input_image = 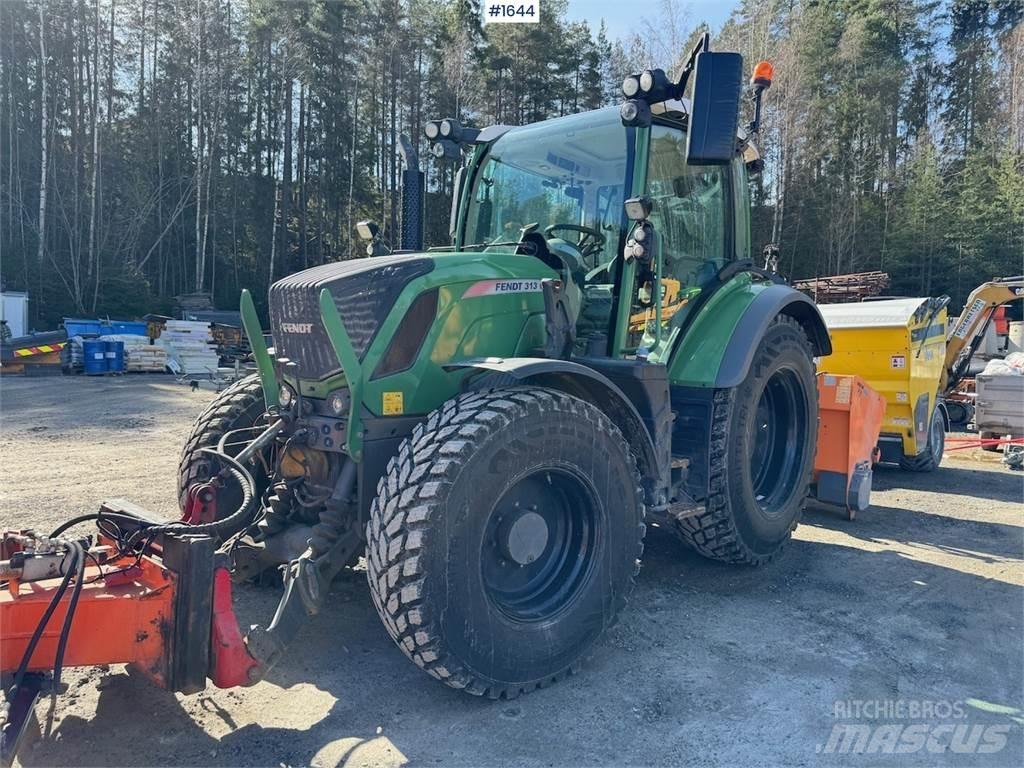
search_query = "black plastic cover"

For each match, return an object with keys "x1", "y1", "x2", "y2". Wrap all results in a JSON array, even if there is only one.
[
  {"x1": 372, "y1": 288, "x2": 439, "y2": 379},
  {"x1": 269, "y1": 255, "x2": 434, "y2": 381}
]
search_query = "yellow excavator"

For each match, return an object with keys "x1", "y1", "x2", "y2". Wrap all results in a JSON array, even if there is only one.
[{"x1": 943, "y1": 276, "x2": 1024, "y2": 393}]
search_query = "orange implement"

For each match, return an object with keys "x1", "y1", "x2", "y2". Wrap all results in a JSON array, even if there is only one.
[
  {"x1": 1, "y1": 549, "x2": 175, "y2": 685},
  {"x1": 812, "y1": 373, "x2": 887, "y2": 519},
  {"x1": 1, "y1": 524, "x2": 223, "y2": 696}
]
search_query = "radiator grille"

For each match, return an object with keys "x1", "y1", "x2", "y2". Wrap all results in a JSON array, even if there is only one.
[{"x1": 268, "y1": 256, "x2": 433, "y2": 380}]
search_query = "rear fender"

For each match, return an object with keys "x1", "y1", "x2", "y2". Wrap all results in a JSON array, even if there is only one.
[
  {"x1": 714, "y1": 284, "x2": 831, "y2": 388},
  {"x1": 450, "y1": 357, "x2": 667, "y2": 506}
]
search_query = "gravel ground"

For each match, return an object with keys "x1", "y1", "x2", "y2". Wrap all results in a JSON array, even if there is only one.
[{"x1": 1, "y1": 374, "x2": 1021, "y2": 768}]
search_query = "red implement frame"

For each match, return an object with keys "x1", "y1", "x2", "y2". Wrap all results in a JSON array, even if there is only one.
[
  {"x1": 1, "y1": 529, "x2": 259, "y2": 691},
  {"x1": 1, "y1": 542, "x2": 176, "y2": 685}
]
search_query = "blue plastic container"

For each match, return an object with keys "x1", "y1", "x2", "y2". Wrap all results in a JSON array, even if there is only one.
[
  {"x1": 105, "y1": 341, "x2": 125, "y2": 373},
  {"x1": 64, "y1": 318, "x2": 148, "y2": 337},
  {"x1": 106, "y1": 321, "x2": 148, "y2": 336},
  {"x1": 64, "y1": 318, "x2": 103, "y2": 338},
  {"x1": 83, "y1": 340, "x2": 107, "y2": 375}
]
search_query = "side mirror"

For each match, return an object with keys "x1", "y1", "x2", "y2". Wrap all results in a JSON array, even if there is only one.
[{"x1": 686, "y1": 51, "x2": 743, "y2": 166}]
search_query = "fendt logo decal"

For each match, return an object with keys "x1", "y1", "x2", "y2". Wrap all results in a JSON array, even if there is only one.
[
  {"x1": 280, "y1": 322, "x2": 314, "y2": 334},
  {"x1": 463, "y1": 279, "x2": 543, "y2": 298}
]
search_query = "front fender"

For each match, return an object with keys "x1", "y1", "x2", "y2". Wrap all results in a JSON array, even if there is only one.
[{"x1": 448, "y1": 357, "x2": 667, "y2": 506}]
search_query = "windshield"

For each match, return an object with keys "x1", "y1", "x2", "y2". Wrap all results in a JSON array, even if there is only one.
[{"x1": 463, "y1": 108, "x2": 628, "y2": 267}]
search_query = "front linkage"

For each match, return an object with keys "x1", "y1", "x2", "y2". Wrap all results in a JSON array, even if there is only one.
[{"x1": 0, "y1": 380, "x2": 357, "y2": 766}]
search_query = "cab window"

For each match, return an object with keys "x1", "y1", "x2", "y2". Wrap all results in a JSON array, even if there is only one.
[{"x1": 646, "y1": 124, "x2": 729, "y2": 291}]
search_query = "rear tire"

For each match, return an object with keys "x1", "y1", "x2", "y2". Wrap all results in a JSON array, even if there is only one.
[
  {"x1": 673, "y1": 315, "x2": 817, "y2": 565},
  {"x1": 944, "y1": 400, "x2": 970, "y2": 427},
  {"x1": 899, "y1": 405, "x2": 944, "y2": 472},
  {"x1": 366, "y1": 388, "x2": 645, "y2": 699},
  {"x1": 177, "y1": 373, "x2": 268, "y2": 513}
]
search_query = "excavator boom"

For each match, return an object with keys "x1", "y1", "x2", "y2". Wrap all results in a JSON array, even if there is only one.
[{"x1": 943, "y1": 276, "x2": 1024, "y2": 392}]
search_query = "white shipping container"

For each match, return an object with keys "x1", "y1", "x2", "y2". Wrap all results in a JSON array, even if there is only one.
[{"x1": 1, "y1": 291, "x2": 29, "y2": 337}]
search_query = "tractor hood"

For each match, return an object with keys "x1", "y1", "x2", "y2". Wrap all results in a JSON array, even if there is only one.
[{"x1": 269, "y1": 254, "x2": 434, "y2": 381}]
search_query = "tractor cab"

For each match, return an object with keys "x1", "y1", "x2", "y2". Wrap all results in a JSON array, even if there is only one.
[{"x1": 454, "y1": 103, "x2": 752, "y2": 360}]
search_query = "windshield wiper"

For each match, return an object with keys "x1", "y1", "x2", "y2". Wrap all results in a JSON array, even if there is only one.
[{"x1": 459, "y1": 240, "x2": 537, "y2": 254}]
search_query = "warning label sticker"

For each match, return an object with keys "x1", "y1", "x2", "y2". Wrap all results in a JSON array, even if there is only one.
[
  {"x1": 891, "y1": 355, "x2": 906, "y2": 369},
  {"x1": 463, "y1": 279, "x2": 543, "y2": 298},
  {"x1": 382, "y1": 391, "x2": 404, "y2": 415},
  {"x1": 836, "y1": 377, "x2": 852, "y2": 405}
]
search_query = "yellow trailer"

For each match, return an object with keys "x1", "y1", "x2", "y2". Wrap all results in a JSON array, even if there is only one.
[{"x1": 817, "y1": 297, "x2": 949, "y2": 471}]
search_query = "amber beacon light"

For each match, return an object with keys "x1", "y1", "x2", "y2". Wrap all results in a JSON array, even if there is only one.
[{"x1": 751, "y1": 60, "x2": 774, "y2": 89}]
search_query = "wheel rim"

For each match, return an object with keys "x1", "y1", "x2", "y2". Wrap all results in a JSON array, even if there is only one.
[
  {"x1": 749, "y1": 367, "x2": 807, "y2": 517},
  {"x1": 481, "y1": 468, "x2": 599, "y2": 622}
]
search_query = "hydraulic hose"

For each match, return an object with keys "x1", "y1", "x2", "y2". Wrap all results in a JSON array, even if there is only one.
[
  {"x1": 49, "y1": 447, "x2": 258, "y2": 550},
  {"x1": 6, "y1": 542, "x2": 79, "y2": 699},
  {"x1": 125, "y1": 448, "x2": 258, "y2": 548}
]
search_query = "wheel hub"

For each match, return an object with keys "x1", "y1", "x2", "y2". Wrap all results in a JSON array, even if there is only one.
[
  {"x1": 481, "y1": 469, "x2": 599, "y2": 622},
  {"x1": 502, "y1": 510, "x2": 549, "y2": 565}
]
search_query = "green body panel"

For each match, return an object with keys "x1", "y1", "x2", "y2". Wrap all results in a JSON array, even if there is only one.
[
  {"x1": 240, "y1": 288, "x2": 279, "y2": 408},
  {"x1": 284, "y1": 252, "x2": 556, "y2": 456},
  {"x1": 611, "y1": 126, "x2": 649, "y2": 357},
  {"x1": 665, "y1": 272, "x2": 770, "y2": 387},
  {"x1": 362, "y1": 255, "x2": 553, "y2": 414}
]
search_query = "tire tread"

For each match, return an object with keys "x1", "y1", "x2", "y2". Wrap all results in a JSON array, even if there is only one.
[
  {"x1": 672, "y1": 314, "x2": 816, "y2": 566},
  {"x1": 366, "y1": 387, "x2": 645, "y2": 700}
]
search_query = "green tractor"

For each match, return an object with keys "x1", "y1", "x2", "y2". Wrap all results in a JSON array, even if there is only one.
[{"x1": 180, "y1": 39, "x2": 830, "y2": 698}]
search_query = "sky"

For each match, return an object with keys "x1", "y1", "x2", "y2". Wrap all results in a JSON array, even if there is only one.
[{"x1": 565, "y1": 0, "x2": 740, "y2": 42}]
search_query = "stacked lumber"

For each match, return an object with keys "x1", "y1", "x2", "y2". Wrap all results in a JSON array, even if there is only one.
[
  {"x1": 794, "y1": 271, "x2": 890, "y2": 304},
  {"x1": 156, "y1": 320, "x2": 219, "y2": 375},
  {"x1": 125, "y1": 346, "x2": 167, "y2": 372},
  {"x1": 174, "y1": 293, "x2": 215, "y2": 314}
]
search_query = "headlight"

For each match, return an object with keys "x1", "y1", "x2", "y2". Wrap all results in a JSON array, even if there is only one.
[
  {"x1": 327, "y1": 390, "x2": 350, "y2": 415},
  {"x1": 279, "y1": 383, "x2": 295, "y2": 409}
]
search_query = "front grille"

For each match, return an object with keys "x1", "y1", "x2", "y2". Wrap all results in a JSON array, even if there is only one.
[{"x1": 269, "y1": 255, "x2": 434, "y2": 380}]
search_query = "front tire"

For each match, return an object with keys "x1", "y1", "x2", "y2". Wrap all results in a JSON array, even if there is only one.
[
  {"x1": 177, "y1": 373, "x2": 268, "y2": 513},
  {"x1": 366, "y1": 388, "x2": 645, "y2": 699},
  {"x1": 673, "y1": 315, "x2": 817, "y2": 565}
]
